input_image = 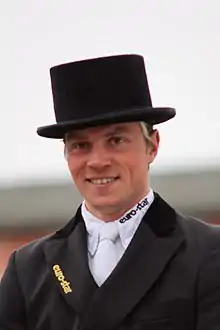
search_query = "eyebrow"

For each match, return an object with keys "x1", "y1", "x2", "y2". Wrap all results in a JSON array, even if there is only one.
[
  {"x1": 104, "y1": 126, "x2": 131, "y2": 137},
  {"x1": 65, "y1": 125, "x2": 131, "y2": 140}
]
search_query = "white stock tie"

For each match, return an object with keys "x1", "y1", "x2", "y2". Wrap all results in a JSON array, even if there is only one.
[{"x1": 92, "y1": 222, "x2": 119, "y2": 286}]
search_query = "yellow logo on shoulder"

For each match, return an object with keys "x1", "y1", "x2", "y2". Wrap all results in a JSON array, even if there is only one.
[{"x1": 53, "y1": 264, "x2": 72, "y2": 294}]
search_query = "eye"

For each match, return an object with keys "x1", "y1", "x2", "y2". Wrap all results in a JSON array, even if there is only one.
[
  {"x1": 67, "y1": 141, "x2": 90, "y2": 152},
  {"x1": 109, "y1": 136, "x2": 125, "y2": 145}
]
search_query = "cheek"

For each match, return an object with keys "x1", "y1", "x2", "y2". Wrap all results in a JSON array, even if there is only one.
[
  {"x1": 67, "y1": 159, "x2": 83, "y2": 181},
  {"x1": 131, "y1": 148, "x2": 150, "y2": 166},
  {"x1": 122, "y1": 154, "x2": 148, "y2": 178},
  {"x1": 133, "y1": 153, "x2": 150, "y2": 175}
]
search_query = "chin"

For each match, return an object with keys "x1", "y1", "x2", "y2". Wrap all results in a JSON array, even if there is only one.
[{"x1": 87, "y1": 196, "x2": 122, "y2": 210}]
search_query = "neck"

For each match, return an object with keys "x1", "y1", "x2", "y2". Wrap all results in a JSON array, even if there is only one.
[{"x1": 84, "y1": 189, "x2": 151, "y2": 222}]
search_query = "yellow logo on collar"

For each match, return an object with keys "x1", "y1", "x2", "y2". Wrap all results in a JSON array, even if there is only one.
[{"x1": 53, "y1": 264, "x2": 72, "y2": 294}]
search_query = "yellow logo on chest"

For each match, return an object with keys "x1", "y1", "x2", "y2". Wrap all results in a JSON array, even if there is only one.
[{"x1": 53, "y1": 264, "x2": 72, "y2": 294}]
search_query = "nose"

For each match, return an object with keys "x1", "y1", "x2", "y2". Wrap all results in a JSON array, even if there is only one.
[{"x1": 86, "y1": 147, "x2": 111, "y2": 169}]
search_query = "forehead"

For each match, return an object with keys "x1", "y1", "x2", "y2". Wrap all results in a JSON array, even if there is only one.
[{"x1": 65, "y1": 122, "x2": 141, "y2": 140}]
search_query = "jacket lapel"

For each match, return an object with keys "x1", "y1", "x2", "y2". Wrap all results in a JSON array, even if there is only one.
[
  {"x1": 81, "y1": 193, "x2": 186, "y2": 330},
  {"x1": 43, "y1": 209, "x2": 97, "y2": 315}
]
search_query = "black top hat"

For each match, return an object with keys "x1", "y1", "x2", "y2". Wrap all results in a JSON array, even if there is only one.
[{"x1": 37, "y1": 54, "x2": 176, "y2": 138}]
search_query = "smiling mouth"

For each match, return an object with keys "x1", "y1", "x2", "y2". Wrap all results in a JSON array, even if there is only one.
[{"x1": 86, "y1": 177, "x2": 119, "y2": 185}]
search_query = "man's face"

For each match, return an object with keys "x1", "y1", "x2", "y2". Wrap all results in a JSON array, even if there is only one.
[{"x1": 65, "y1": 122, "x2": 159, "y2": 219}]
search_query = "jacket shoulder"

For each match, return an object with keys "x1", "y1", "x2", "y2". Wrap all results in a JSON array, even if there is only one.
[
  {"x1": 15, "y1": 232, "x2": 55, "y2": 265},
  {"x1": 178, "y1": 213, "x2": 220, "y2": 233},
  {"x1": 177, "y1": 213, "x2": 220, "y2": 250},
  {"x1": 14, "y1": 214, "x2": 78, "y2": 266}
]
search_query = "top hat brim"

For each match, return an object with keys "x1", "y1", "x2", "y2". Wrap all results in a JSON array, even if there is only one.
[{"x1": 37, "y1": 106, "x2": 176, "y2": 139}]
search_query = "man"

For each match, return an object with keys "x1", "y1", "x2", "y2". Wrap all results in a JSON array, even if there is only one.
[{"x1": 0, "y1": 54, "x2": 220, "y2": 330}]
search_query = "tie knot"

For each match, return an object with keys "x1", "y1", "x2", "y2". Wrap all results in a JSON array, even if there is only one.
[{"x1": 99, "y1": 222, "x2": 119, "y2": 242}]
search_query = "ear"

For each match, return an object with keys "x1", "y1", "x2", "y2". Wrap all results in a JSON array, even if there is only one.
[{"x1": 148, "y1": 130, "x2": 160, "y2": 162}]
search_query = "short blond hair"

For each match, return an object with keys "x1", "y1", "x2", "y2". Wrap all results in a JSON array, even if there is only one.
[{"x1": 139, "y1": 121, "x2": 154, "y2": 145}]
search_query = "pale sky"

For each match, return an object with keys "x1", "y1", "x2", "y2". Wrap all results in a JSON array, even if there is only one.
[{"x1": 1, "y1": 0, "x2": 220, "y2": 186}]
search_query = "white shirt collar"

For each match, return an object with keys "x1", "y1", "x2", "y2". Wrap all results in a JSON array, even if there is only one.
[{"x1": 82, "y1": 189, "x2": 154, "y2": 256}]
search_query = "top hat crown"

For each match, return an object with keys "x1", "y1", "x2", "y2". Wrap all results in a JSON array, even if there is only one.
[{"x1": 37, "y1": 54, "x2": 176, "y2": 138}]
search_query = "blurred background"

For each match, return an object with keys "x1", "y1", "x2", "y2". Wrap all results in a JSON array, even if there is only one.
[{"x1": 1, "y1": 0, "x2": 220, "y2": 277}]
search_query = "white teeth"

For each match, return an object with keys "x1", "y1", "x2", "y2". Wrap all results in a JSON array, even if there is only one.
[{"x1": 89, "y1": 178, "x2": 116, "y2": 185}]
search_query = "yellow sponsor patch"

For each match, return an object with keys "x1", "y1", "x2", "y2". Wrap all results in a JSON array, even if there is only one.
[{"x1": 53, "y1": 264, "x2": 72, "y2": 294}]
